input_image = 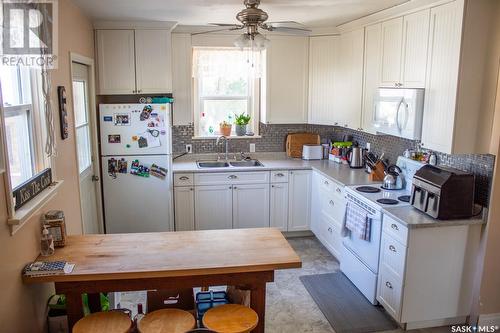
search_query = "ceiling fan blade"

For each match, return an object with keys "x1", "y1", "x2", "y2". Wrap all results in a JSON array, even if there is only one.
[
  {"x1": 209, "y1": 23, "x2": 243, "y2": 27},
  {"x1": 191, "y1": 26, "x2": 244, "y2": 36},
  {"x1": 265, "y1": 26, "x2": 312, "y2": 35}
]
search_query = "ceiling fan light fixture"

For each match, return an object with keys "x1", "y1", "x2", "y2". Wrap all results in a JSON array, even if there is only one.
[
  {"x1": 234, "y1": 33, "x2": 252, "y2": 49},
  {"x1": 252, "y1": 33, "x2": 270, "y2": 50}
]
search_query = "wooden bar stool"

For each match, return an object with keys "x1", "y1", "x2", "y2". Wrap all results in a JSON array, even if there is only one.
[
  {"x1": 138, "y1": 308, "x2": 196, "y2": 333},
  {"x1": 73, "y1": 311, "x2": 132, "y2": 333},
  {"x1": 202, "y1": 304, "x2": 258, "y2": 333}
]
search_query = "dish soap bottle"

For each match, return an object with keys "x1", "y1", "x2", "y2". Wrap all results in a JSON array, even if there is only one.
[{"x1": 41, "y1": 225, "x2": 55, "y2": 256}]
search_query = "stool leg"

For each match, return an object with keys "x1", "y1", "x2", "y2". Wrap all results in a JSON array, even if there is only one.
[
  {"x1": 250, "y1": 283, "x2": 266, "y2": 333},
  {"x1": 66, "y1": 292, "x2": 84, "y2": 330},
  {"x1": 88, "y1": 293, "x2": 101, "y2": 313}
]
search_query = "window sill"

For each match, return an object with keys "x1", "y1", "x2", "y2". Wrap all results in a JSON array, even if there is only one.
[
  {"x1": 192, "y1": 135, "x2": 262, "y2": 140},
  {"x1": 8, "y1": 180, "x2": 63, "y2": 236}
]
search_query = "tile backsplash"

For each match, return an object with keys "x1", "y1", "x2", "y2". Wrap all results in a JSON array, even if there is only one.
[{"x1": 172, "y1": 123, "x2": 495, "y2": 207}]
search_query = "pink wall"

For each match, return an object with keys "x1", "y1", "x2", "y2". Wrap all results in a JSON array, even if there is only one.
[{"x1": 0, "y1": 0, "x2": 94, "y2": 331}]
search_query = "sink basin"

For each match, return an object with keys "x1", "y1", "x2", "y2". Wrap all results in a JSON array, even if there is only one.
[
  {"x1": 229, "y1": 160, "x2": 263, "y2": 167},
  {"x1": 197, "y1": 161, "x2": 230, "y2": 168}
]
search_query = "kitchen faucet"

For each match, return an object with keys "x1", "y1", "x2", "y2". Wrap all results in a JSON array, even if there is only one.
[{"x1": 216, "y1": 135, "x2": 229, "y2": 161}]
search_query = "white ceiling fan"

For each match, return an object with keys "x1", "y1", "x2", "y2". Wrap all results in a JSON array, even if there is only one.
[{"x1": 193, "y1": 0, "x2": 311, "y2": 50}]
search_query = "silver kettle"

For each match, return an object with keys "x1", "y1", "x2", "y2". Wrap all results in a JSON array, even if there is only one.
[
  {"x1": 347, "y1": 146, "x2": 365, "y2": 169},
  {"x1": 383, "y1": 165, "x2": 405, "y2": 190}
]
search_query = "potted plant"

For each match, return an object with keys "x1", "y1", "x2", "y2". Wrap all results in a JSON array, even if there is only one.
[
  {"x1": 219, "y1": 121, "x2": 232, "y2": 136},
  {"x1": 234, "y1": 113, "x2": 251, "y2": 136}
]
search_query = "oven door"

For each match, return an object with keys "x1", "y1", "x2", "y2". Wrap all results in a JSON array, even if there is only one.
[{"x1": 342, "y1": 203, "x2": 383, "y2": 273}]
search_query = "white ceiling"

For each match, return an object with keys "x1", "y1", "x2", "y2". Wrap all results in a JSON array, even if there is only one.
[{"x1": 74, "y1": 0, "x2": 410, "y2": 28}]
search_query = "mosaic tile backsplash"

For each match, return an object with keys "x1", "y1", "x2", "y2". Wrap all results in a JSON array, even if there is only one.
[{"x1": 172, "y1": 123, "x2": 495, "y2": 207}]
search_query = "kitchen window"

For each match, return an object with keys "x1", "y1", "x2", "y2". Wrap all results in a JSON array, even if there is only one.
[
  {"x1": 0, "y1": 66, "x2": 50, "y2": 190},
  {"x1": 192, "y1": 47, "x2": 260, "y2": 137}
]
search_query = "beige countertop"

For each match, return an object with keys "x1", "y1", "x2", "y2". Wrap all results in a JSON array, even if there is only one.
[
  {"x1": 172, "y1": 152, "x2": 378, "y2": 186},
  {"x1": 382, "y1": 205, "x2": 487, "y2": 229}
]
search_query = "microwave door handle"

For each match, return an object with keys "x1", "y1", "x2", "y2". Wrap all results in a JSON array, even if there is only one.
[{"x1": 396, "y1": 98, "x2": 404, "y2": 132}]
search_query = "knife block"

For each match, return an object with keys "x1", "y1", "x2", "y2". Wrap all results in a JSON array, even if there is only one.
[{"x1": 369, "y1": 161, "x2": 385, "y2": 181}]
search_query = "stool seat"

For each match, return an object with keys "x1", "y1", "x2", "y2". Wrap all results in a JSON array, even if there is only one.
[
  {"x1": 202, "y1": 304, "x2": 258, "y2": 333},
  {"x1": 138, "y1": 308, "x2": 196, "y2": 333},
  {"x1": 73, "y1": 311, "x2": 132, "y2": 333}
]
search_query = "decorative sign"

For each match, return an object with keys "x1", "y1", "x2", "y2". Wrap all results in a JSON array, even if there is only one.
[
  {"x1": 57, "y1": 86, "x2": 69, "y2": 140},
  {"x1": 13, "y1": 168, "x2": 53, "y2": 210}
]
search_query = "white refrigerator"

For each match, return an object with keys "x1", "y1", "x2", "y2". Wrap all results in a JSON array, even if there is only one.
[{"x1": 99, "y1": 103, "x2": 173, "y2": 233}]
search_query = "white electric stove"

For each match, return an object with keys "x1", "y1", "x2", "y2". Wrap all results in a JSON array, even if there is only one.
[{"x1": 341, "y1": 156, "x2": 424, "y2": 304}]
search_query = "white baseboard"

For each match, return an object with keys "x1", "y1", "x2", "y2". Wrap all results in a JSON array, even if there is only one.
[
  {"x1": 405, "y1": 316, "x2": 467, "y2": 330},
  {"x1": 478, "y1": 313, "x2": 500, "y2": 327}
]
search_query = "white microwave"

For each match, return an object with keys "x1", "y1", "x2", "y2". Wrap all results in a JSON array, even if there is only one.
[{"x1": 372, "y1": 88, "x2": 424, "y2": 140}]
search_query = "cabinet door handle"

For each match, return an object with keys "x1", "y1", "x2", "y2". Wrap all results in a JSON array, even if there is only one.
[
  {"x1": 391, "y1": 223, "x2": 399, "y2": 231},
  {"x1": 190, "y1": 188, "x2": 194, "y2": 191},
  {"x1": 229, "y1": 186, "x2": 232, "y2": 189},
  {"x1": 228, "y1": 175, "x2": 238, "y2": 179},
  {"x1": 233, "y1": 186, "x2": 237, "y2": 189},
  {"x1": 334, "y1": 122, "x2": 339, "y2": 126},
  {"x1": 324, "y1": 180, "x2": 329, "y2": 186},
  {"x1": 336, "y1": 188, "x2": 341, "y2": 193},
  {"x1": 386, "y1": 281, "x2": 393, "y2": 289},
  {"x1": 276, "y1": 173, "x2": 285, "y2": 177},
  {"x1": 179, "y1": 176, "x2": 189, "y2": 180},
  {"x1": 328, "y1": 227, "x2": 332, "y2": 233},
  {"x1": 389, "y1": 245, "x2": 396, "y2": 252},
  {"x1": 138, "y1": 89, "x2": 142, "y2": 93},
  {"x1": 329, "y1": 200, "x2": 335, "y2": 206}
]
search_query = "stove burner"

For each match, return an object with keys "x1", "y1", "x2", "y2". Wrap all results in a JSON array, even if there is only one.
[
  {"x1": 398, "y1": 195, "x2": 411, "y2": 203},
  {"x1": 356, "y1": 186, "x2": 381, "y2": 193},
  {"x1": 377, "y1": 198, "x2": 399, "y2": 205}
]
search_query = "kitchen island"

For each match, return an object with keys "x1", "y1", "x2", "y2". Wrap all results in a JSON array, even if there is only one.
[{"x1": 23, "y1": 228, "x2": 302, "y2": 332}]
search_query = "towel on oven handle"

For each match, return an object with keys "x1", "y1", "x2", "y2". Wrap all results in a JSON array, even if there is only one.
[{"x1": 342, "y1": 202, "x2": 371, "y2": 241}]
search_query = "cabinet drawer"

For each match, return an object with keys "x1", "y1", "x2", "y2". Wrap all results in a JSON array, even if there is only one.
[
  {"x1": 319, "y1": 211, "x2": 343, "y2": 259},
  {"x1": 383, "y1": 215, "x2": 408, "y2": 246},
  {"x1": 380, "y1": 234, "x2": 407, "y2": 280},
  {"x1": 378, "y1": 266, "x2": 403, "y2": 321},
  {"x1": 194, "y1": 171, "x2": 270, "y2": 186},
  {"x1": 318, "y1": 174, "x2": 344, "y2": 198},
  {"x1": 321, "y1": 194, "x2": 346, "y2": 228},
  {"x1": 270, "y1": 170, "x2": 289, "y2": 183},
  {"x1": 174, "y1": 173, "x2": 194, "y2": 187}
]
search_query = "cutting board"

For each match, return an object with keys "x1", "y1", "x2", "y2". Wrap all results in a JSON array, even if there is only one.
[{"x1": 286, "y1": 133, "x2": 321, "y2": 158}]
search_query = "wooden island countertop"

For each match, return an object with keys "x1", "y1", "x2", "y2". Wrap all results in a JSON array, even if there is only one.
[{"x1": 23, "y1": 228, "x2": 301, "y2": 333}]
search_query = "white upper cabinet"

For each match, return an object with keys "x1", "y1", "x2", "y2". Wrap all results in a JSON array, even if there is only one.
[
  {"x1": 308, "y1": 36, "x2": 339, "y2": 125},
  {"x1": 421, "y1": 1, "x2": 462, "y2": 154},
  {"x1": 333, "y1": 28, "x2": 364, "y2": 129},
  {"x1": 401, "y1": 10, "x2": 430, "y2": 88},
  {"x1": 172, "y1": 33, "x2": 193, "y2": 125},
  {"x1": 97, "y1": 30, "x2": 136, "y2": 95},
  {"x1": 362, "y1": 23, "x2": 382, "y2": 134},
  {"x1": 135, "y1": 30, "x2": 172, "y2": 94},
  {"x1": 97, "y1": 29, "x2": 173, "y2": 95},
  {"x1": 380, "y1": 17, "x2": 403, "y2": 87},
  {"x1": 380, "y1": 11, "x2": 430, "y2": 89},
  {"x1": 261, "y1": 35, "x2": 309, "y2": 124}
]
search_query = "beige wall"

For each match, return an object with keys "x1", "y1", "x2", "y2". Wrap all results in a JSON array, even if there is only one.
[
  {"x1": 479, "y1": 2, "x2": 500, "y2": 316},
  {"x1": 0, "y1": 0, "x2": 93, "y2": 331}
]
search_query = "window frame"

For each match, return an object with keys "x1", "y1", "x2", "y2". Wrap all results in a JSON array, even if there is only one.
[
  {"x1": 192, "y1": 47, "x2": 260, "y2": 138},
  {"x1": 0, "y1": 66, "x2": 55, "y2": 229}
]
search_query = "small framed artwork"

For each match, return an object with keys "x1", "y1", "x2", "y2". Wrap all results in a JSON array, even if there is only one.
[{"x1": 57, "y1": 86, "x2": 69, "y2": 140}]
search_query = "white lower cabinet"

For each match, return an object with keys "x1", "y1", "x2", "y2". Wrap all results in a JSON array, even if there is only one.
[
  {"x1": 232, "y1": 184, "x2": 270, "y2": 229},
  {"x1": 173, "y1": 186, "x2": 195, "y2": 231},
  {"x1": 377, "y1": 215, "x2": 482, "y2": 328},
  {"x1": 288, "y1": 170, "x2": 312, "y2": 231},
  {"x1": 270, "y1": 183, "x2": 289, "y2": 231},
  {"x1": 311, "y1": 171, "x2": 346, "y2": 260},
  {"x1": 194, "y1": 185, "x2": 233, "y2": 230}
]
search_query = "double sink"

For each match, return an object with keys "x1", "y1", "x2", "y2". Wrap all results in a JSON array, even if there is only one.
[{"x1": 197, "y1": 159, "x2": 264, "y2": 169}]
